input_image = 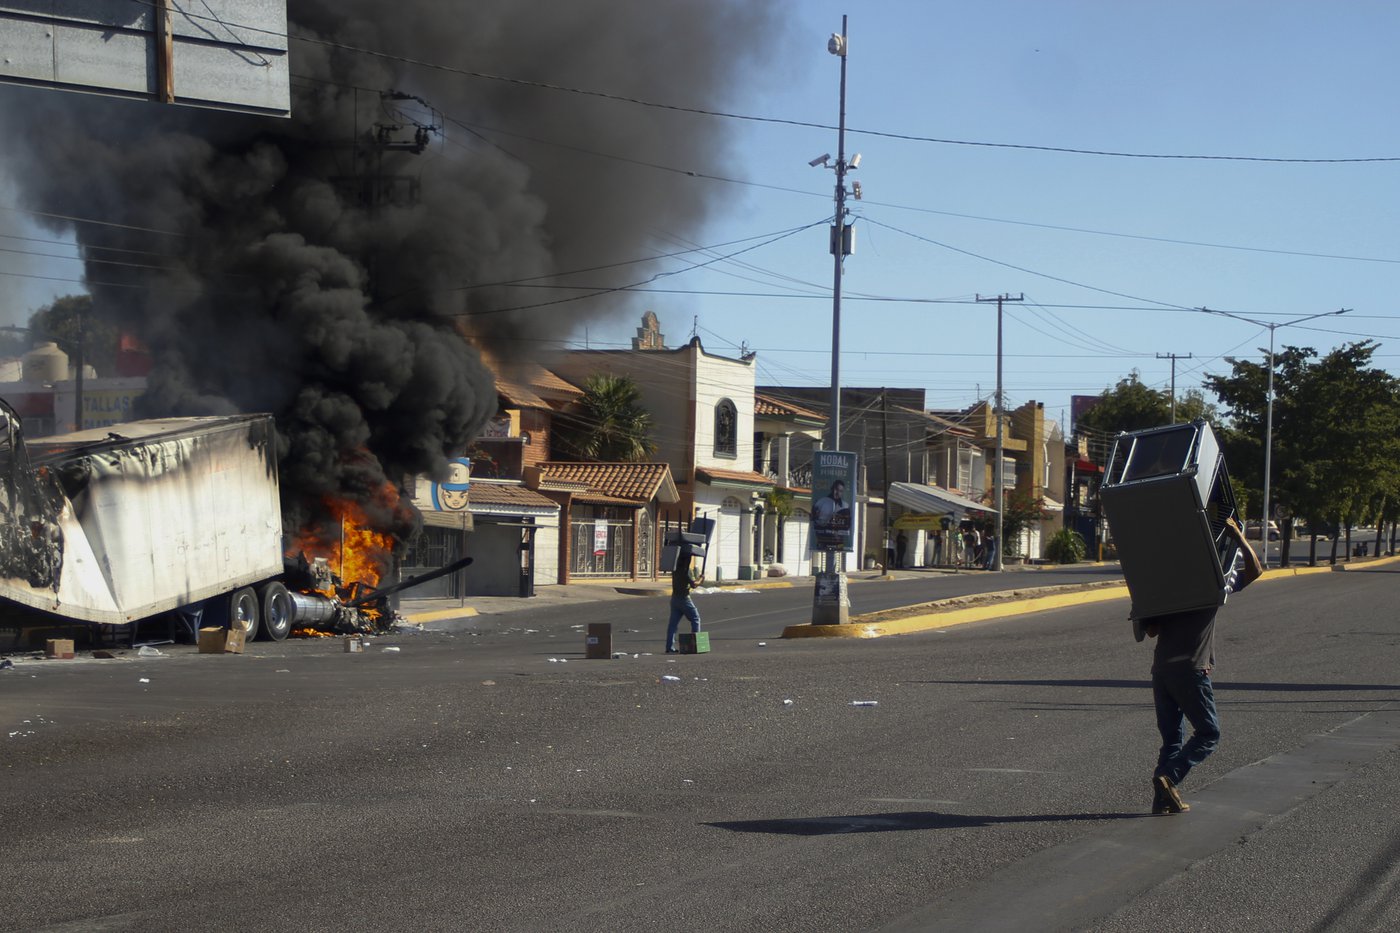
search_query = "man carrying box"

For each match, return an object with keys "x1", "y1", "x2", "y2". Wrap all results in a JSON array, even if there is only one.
[{"x1": 1146, "y1": 517, "x2": 1263, "y2": 814}]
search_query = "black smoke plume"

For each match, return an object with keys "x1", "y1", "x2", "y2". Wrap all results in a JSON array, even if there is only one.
[{"x1": 0, "y1": 0, "x2": 784, "y2": 537}]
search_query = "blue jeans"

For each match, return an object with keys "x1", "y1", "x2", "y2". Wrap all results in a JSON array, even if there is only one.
[
  {"x1": 1152, "y1": 668, "x2": 1220, "y2": 786},
  {"x1": 666, "y1": 596, "x2": 701, "y2": 651}
]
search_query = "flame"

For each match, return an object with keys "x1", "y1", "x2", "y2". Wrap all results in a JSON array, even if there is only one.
[{"x1": 288, "y1": 485, "x2": 398, "y2": 592}]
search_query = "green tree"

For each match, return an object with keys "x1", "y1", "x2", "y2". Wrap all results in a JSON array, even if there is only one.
[
  {"x1": 1076, "y1": 372, "x2": 1217, "y2": 440},
  {"x1": 1206, "y1": 341, "x2": 1400, "y2": 565},
  {"x1": 552, "y1": 372, "x2": 655, "y2": 462},
  {"x1": 27, "y1": 294, "x2": 119, "y2": 376},
  {"x1": 988, "y1": 488, "x2": 1050, "y2": 557}
]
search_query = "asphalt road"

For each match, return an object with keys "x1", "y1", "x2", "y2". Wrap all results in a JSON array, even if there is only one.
[{"x1": 3, "y1": 565, "x2": 1399, "y2": 932}]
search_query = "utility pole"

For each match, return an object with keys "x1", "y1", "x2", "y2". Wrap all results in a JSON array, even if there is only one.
[
  {"x1": 881, "y1": 388, "x2": 890, "y2": 571},
  {"x1": 1156, "y1": 352, "x2": 1193, "y2": 423},
  {"x1": 977, "y1": 293, "x2": 1023, "y2": 571}
]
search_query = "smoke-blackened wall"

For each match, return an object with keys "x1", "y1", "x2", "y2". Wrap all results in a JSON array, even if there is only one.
[{"x1": 0, "y1": 0, "x2": 784, "y2": 535}]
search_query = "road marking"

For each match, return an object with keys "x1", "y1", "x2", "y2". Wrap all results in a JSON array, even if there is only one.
[{"x1": 876, "y1": 709, "x2": 1400, "y2": 932}]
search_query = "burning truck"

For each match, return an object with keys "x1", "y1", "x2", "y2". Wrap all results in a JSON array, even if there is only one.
[{"x1": 0, "y1": 399, "x2": 466, "y2": 646}]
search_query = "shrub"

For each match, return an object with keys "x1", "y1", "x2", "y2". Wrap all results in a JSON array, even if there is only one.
[{"x1": 1045, "y1": 528, "x2": 1087, "y2": 564}]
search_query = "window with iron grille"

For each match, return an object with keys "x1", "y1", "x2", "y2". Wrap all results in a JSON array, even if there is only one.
[{"x1": 714, "y1": 398, "x2": 737, "y2": 459}]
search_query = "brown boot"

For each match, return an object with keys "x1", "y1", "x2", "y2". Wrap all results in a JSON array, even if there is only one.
[{"x1": 1153, "y1": 775, "x2": 1190, "y2": 813}]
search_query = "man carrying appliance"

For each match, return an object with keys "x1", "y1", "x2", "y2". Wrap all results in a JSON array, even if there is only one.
[{"x1": 1145, "y1": 516, "x2": 1263, "y2": 814}]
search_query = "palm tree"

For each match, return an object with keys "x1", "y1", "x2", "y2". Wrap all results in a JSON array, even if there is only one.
[{"x1": 555, "y1": 373, "x2": 655, "y2": 461}]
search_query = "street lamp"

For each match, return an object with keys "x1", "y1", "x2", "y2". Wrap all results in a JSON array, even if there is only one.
[
  {"x1": 808, "y1": 16, "x2": 861, "y2": 623},
  {"x1": 1203, "y1": 306, "x2": 1350, "y2": 566}
]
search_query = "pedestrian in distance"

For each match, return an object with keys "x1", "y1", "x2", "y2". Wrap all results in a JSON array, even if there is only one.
[
  {"x1": 666, "y1": 552, "x2": 703, "y2": 654},
  {"x1": 1144, "y1": 516, "x2": 1263, "y2": 814},
  {"x1": 895, "y1": 530, "x2": 908, "y2": 569},
  {"x1": 982, "y1": 531, "x2": 997, "y2": 571}
]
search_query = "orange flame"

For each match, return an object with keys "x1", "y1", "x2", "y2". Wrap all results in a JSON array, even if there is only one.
[{"x1": 288, "y1": 485, "x2": 399, "y2": 592}]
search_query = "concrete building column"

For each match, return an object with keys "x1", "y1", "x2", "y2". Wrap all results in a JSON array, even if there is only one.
[
  {"x1": 777, "y1": 434, "x2": 791, "y2": 486},
  {"x1": 739, "y1": 504, "x2": 756, "y2": 580}
]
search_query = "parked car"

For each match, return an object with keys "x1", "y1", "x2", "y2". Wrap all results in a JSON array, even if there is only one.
[{"x1": 1245, "y1": 520, "x2": 1280, "y2": 541}]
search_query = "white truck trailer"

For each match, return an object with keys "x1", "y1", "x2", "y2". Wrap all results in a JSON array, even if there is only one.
[{"x1": 0, "y1": 401, "x2": 296, "y2": 642}]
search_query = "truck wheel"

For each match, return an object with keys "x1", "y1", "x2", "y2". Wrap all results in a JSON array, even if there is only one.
[
  {"x1": 229, "y1": 586, "x2": 260, "y2": 642},
  {"x1": 258, "y1": 582, "x2": 292, "y2": 641}
]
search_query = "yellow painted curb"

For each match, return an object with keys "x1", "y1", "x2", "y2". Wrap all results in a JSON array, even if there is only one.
[
  {"x1": 781, "y1": 555, "x2": 1400, "y2": 640},
  {"x1": 403, "y1": 606, "x2": 479, "y2": 624},
  {"x1": 782, "y1": 585, "x2": 1130, "y2": 639}
]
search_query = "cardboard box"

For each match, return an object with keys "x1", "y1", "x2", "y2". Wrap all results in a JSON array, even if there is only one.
[
  {"x1": 45, "y1": 639, "x2": 75, "y2": 660},
  {"x1": 585, "y1": 622, "x2": 612, "y2": 659},
  {"x1": 344, "y1": 636, "x2": 365, "y2": 653},
  {"x1": 678, "y1": 632, "x2": 710, "y2": 654},
  {"x1": 198, "y1": 627, "x2": 246, "y2": 654}
]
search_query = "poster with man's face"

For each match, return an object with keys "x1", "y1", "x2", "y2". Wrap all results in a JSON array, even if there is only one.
[{"x1": 810, "y1": 450, "x2": 858, "y2": 552}]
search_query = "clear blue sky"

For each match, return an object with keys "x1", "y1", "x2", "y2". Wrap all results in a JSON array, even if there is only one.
[
  {"x1": 5, "y1": 1, "x2": 1398, "y2": 435},
  {"x1": 597, "y1": 1, "x2": 1400, "y2": 430}
]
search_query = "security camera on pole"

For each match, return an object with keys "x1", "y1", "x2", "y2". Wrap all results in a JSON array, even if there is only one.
[{"x1": 809, "y1": 16, "x2": 862, "y2": 625}]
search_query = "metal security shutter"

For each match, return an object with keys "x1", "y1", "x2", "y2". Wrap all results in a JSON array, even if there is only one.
[
  {"x1": 783, "y1": 509, "x2": 812, "y2": 576},
  {"x1": 712, "y1": 499, "x2": 742, "y2": 581}
]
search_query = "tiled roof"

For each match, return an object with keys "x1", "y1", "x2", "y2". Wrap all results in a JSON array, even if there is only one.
[
  {"x1": 465, "y1": 482, "x2": 559, "y2": 509},
  {"x1": 496, "y1": 378, "x2": 550, "y2": 409},
  {"x1": 535, "y1": 462, "x2": 680, "y2": 504},
  {"x1": 481, "y1": 355, "x2": 583, "y2": 409},
  {"x1": 754, "y1": 393, "x2": 825, "y2": 421},
  {"x1": 695, "y1": 466, "x2": 774, "y2": 488}
]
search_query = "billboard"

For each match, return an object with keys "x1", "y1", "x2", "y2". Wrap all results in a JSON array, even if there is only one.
[
  {"x1": 809, "y1": 449, "x2": 857, "y2": 552},
  {"x1": 0, "y1": 1, "x2": 290, "y2": 117}
]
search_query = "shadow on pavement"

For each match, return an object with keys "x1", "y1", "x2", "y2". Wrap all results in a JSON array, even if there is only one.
[{"x1": 708, "y1": 810, "x2": 1149, "y2": 836}]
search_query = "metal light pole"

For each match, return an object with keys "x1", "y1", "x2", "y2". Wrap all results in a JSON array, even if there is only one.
[
  {"x1": 1203, "y1": 307, "x2": 1350, "y2": 567},
  {"x1": 809, "y1": 17, "x2": 860, "y2": 623},
  {"x1": 826, "y1": 16, "x2": 849, "y2": 453}
]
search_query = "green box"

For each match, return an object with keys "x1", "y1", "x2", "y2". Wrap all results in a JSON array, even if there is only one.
[{"x1": 679, "y1": 632, "x2": 710, "y2": 654}]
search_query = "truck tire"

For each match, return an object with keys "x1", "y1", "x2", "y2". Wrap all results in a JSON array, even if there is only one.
[
  {"x1": 258, "y1": 581, "x2": 293, "y2": 641},
  {"x1": 228, "y1": 586, "x2": 260, "y2": 642}
]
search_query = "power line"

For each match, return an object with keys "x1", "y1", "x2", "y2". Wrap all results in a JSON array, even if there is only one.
[{"x1": 125, "y1": 0, "x2": 1400, "y2": 166}]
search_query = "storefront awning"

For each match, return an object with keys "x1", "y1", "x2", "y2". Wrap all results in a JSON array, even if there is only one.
[{"x1": 888, "y1": 481, "x2": 997, "y2": 520}]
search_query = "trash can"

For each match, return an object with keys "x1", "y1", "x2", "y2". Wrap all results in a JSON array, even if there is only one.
[{"x1": 1100, "y1": 419, "x2": 1241, "y2": 621}]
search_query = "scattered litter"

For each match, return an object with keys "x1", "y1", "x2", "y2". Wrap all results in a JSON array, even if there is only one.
[
  {"x1": 382, "y1": 646, "x2": 401, "y2": 653},
  {"x1": 482, "y1": 680, "x2": 496, "y2": 686},
  {"x1": 691, "y1": 586, "x2": 758, "y2": 595},
  {"x1": 275, "y1": 669, "x2": 291, "y2": 673},
  {"x1": 548, "y1": 658, "x2": 559, "y2": 663},
  {"x1": 661, "y1": 675, "x2": 681, "y2": 683},
  {"x1": 136, "y1": 646, "x2": 164, "y2": 658},
  {"x1": 524, "y1": 629, "x2": 538, "y2": 634},
  {"x1": 850, "y1": 700, "x2": 879, "y2": 707},
  {"x1": 0, "y1": 659, "x2": 13, "y2": 671},
  {"x1": 683, "y1": 779, "x2": 694, "y2": 784},
  {"x1": 757, "y1": 642, "x2": 768, "y2": 647},
  {"x1": 783, "y1": 699, "x2": 794, "y2": 706},
  {"x1": 559, "y1": 658, "x2": 567, "y2": 663},
  {"x1": 91, "y1": 650, "x2": 117, "y2": 660},
  {"x1": 138, "y1": 678, "x2": 150, "y2": 684}
]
